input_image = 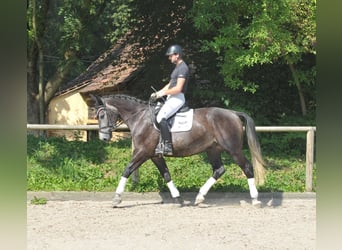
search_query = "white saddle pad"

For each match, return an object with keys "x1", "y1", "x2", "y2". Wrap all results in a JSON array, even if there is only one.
[
  {"x1": 154, "y1": 109, "x2": 194, "y2": 133},
  {"x1": 170, "y1": 109, "x2": 194, "y2": 132}
]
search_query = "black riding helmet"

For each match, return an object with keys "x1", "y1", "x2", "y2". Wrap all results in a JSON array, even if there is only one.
[{"x1": 166, "y1": 45, "x2": 183, "y2": 56}]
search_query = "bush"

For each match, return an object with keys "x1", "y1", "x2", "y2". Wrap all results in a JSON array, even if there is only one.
[{"x1": 27, "y1": 134, "x2": 316, "y2": 192}]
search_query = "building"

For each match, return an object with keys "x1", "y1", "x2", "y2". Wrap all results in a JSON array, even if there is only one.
[{"x1": 47, "y1": 34, "x2": 145, "y2": 141}]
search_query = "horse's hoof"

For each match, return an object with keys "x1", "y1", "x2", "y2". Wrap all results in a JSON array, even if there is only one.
[
  {"x1": 252, "y1": 198, "x2": 262, "y2": 207},
  {"x1": 194, "y1": 193, "x2": 205, "y2": 206},
  {"x1": 171, "y1": 196, "x2": 185, "y2": 207},
  {"x1": 112, "y1": 194, "x2": 122, "y2": 208}
]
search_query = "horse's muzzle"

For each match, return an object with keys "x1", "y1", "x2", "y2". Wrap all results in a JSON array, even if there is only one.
[{"x1": 99, "y1": 132, "x2": 111, "y2": 142}]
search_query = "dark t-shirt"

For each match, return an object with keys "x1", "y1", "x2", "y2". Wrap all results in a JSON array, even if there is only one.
[{"x1": 168, "y1": 61, "x2": 189, "y2": 93}]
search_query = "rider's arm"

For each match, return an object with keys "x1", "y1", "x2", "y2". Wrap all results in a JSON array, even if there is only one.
[
  {"x1": 163, "y1": 78, "x2": 185, "y2": 95},
  {"x1": 160, "y1": 83, "x2": 170, "y2": 93},
  {"x1": 157, "y1": 78, "x2": 185, "y2": 97}
]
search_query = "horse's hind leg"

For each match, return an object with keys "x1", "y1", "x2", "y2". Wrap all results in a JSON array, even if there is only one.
[
  {"x1": 231, "y1": 151, "x2": 261, "y2": 206},
  {"x1": 195, "y1": 149, "x2": 225, "y2": 205}
]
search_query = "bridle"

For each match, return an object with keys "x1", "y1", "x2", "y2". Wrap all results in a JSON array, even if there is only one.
[{"x1": 96, "y1": 105, "x2": 118, "y2": 135}]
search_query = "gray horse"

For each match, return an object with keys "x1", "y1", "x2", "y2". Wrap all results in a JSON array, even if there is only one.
[{"x1": 91, "y1": 94, "x2": 266, "y2": 207}]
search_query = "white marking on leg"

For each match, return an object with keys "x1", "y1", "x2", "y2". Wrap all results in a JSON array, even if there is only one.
[
  {"x1": 195, "y1": 177, "x2": 216, "y2": 205},
  {"x1": 199, "y1": 177, "x2": 216, "y2": 196},
  {"x1": 252, "y1": 199, "x2": 262, "y2": 206},
  {"x1": 115, "y1": 177, "x2": 128, "y2": 195},
  {"x1": 194, "y1": 193, "x2": 205, "y2": 205},
  {"x1": 167, "y1": 181, "x2": 180, "y2": 198},
  {"x1": 247, "y1": 178, "x2": 258, "y2": 199}
]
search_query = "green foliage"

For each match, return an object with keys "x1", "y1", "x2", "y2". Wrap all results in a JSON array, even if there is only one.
[
  {"x1": 27, "y1": 135, "x2": 117, "y2": 191},
  {"x1": 30, "y1": 196, "x2": 47, "y2": 205},
  {"x1": 27, "y1": 0, "x2": 316, "y2": 126},
  {"x1": 27, "y1": 135, "x2": 316, "y2": 193},
  {"x1": 27, "y1": 0, "x2": 136, "y2": 87},
  {"x1": 104, "y1": 0, "x2": 135, "y2": 44},
  {"x1": 259, "y1": 133, "x2": 307, "y2": 156},
  {"x1": 225, "y1": 63, "x2": 316, "y2": 124},
  {"x1": 191, "y1": 0, "x2": 316, "y2": 95}
]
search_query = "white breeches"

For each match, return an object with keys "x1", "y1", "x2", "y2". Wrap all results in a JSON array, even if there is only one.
[{"x1": 156, "y1": 93, "x2": 185, "y2": 123}]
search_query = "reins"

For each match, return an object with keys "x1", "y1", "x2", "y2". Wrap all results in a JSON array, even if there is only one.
[
  {"x1": 148, "y1": 98, "x2": 164, "y2": 126},
  {"x1": 148, "y1": 99, "x2": 156, "y2": 124}
]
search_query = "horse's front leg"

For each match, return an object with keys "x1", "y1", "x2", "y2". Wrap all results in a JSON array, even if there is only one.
[
  {"x1": 151, "y1": 156, "x2": 183, "y2": 205},
  {"x1": 113, "y1": 156, "x2": 147, "y2": 207}
]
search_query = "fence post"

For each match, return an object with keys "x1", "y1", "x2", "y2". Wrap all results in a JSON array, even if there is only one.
[{"x1": 305, "y1": 128, "x2": 315, "y2": 191}]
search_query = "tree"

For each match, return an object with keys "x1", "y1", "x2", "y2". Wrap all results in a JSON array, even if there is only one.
[
  {"x1": 191, "y1": 0, "x2": 316, "y2": 116},
  {"x1": 27, "y1": 0, "x2": 134, "y2": 125}
]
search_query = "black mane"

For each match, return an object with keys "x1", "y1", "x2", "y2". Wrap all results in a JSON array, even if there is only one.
[{"x1": 103, "y1": 94, "x2": 149, "y2": 106}]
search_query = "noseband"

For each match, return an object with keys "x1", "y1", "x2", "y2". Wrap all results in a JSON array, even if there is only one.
[{"x1": 96, "y1": 106, "x2": 117, "y2": 134}]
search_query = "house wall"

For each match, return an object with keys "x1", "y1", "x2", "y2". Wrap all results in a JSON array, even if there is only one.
[{"x1": 48, "y1": 92, "x2": 89, "y2": 141}]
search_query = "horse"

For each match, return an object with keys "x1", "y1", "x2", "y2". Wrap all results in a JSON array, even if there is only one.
[{"x1": 91, "y1": 94, "x2": 266, "y2": 207}]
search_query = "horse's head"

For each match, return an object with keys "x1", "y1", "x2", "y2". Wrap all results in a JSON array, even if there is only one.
[{"x1": 90, "y1": 94, "x2": 120, "y2": 142}]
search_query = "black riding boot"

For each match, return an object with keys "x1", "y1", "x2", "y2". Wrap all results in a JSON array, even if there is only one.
[{"x1": 155, "y1": 118, "x2": 173, "y2": 156}]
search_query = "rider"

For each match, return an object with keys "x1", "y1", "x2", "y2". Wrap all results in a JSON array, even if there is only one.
[{"x1": 150, "y1": 44, "x2": 190, "y2": 156}]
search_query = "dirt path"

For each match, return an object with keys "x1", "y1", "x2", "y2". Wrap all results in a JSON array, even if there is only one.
[{"x1": 27, "y1": 193, "x2": 316, "y2": 250}]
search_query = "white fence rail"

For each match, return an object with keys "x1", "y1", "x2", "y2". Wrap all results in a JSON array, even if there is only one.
[{"x1": 27, "y1": 124, "x2": 316, "y2": 191}]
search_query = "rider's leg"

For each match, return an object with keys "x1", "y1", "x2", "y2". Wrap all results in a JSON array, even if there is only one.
[
  {"x1": 155, "y1": 94, "x2": 185, "y2": 155},
  {"x1": 156, "y1": 118, "x2": 173, "y2": 155}
]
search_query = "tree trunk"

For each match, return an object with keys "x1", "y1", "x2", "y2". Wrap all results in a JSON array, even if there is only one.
[
  {"x1": 32, "y1": 0, "x2": 46, "y2": 137},
  {"x1": 44, "y1": 54, "x2": 76, "y2": 105},
  {"x1": 27, "y1": 43, "x2": 39, "y2": 125},
  {"x1": 32, "y1": 0, "x2": 50, "y2": 129},
  {"x1": 289, "y1": 63, "x2": 307, "y2": 116},
  {"x1": 30, "y1": 0, "x2": 76, "y2": 127},
  {"x1": 37, "y1": 49, "x2": 45, "y2": 125}
]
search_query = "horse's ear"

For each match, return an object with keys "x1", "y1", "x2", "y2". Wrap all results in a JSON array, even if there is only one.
[{"x1": 90, "y1": 94, "x2": 104, "y2": 107}]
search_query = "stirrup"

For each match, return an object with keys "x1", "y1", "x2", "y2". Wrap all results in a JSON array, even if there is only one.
[
  {"x1": 155, "y1": 142, "x2": 173, "y2": 156},
  {"x1": 155, "y1": 143, "x2": 164, "y2": 155},
  {"x1": 163, "y1": 142, "x2": 173, "y2": 156}
]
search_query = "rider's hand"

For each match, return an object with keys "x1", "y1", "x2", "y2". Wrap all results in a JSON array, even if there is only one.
[
  {"x1": 150, "y1": 90, "x2": 165, "y2": 101},
  {"x1": 150, "y1": 92, "x2": 158, "y2": 101}
]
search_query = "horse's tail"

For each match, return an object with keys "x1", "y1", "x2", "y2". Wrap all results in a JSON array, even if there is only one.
[{"x1": 235, "y1": 111, "x2": 266, "y2": 185}]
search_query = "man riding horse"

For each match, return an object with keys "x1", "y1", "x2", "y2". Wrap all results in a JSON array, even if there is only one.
[
  {"x1": 150, "y1": 45, "x2": 190, "y2": 156},
  {"x1": 91, "y1": 45, "x2": 266, "y2": 207}
]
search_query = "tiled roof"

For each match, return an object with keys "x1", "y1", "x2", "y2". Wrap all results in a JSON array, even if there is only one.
[
  {"x1": 54, "y1": 33, "x2": 145, "y2": 97},
  {"x1": 54, "y1": 2, "x2": 191, "y2": 98}
]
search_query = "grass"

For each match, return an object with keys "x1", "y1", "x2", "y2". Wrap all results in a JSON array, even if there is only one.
[
  {"x1": 27, "y1": 133, "x2": 316, "y2": 193},
  {"x1": 30, "y1": 196, "x2": 47, "y2": 205}
]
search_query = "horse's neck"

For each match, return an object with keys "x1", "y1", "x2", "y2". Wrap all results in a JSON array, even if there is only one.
[
  {"x1": 121, "y1": 106, "x2": 145, "y2": 121},
  {"x1": 110, "y1": 98, "x2": 148, "y2": 126}
]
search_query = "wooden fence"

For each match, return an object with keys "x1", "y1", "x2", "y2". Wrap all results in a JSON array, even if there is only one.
[{"x1": 27, "y1": 124, "x2": 316, "y2": 191}]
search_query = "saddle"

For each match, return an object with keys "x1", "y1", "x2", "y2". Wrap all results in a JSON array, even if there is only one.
[{"x1": 152, "y1": 102, "x2": 193, "y2": 133}]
